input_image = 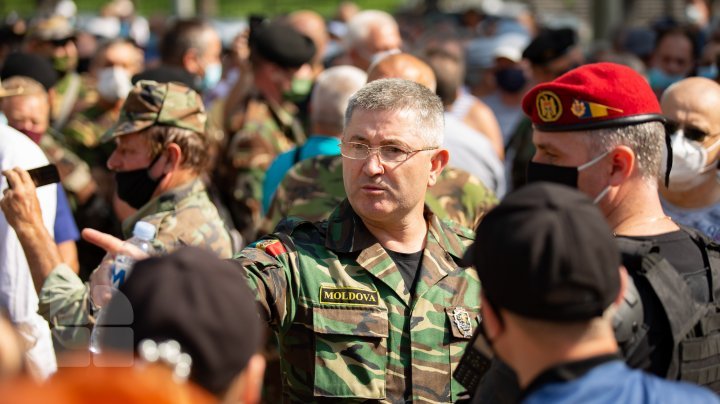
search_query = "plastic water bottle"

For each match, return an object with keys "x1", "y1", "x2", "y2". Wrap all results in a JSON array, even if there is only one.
[{"x1": 90, "y1": 221, "x2": 156, "y2": 353}]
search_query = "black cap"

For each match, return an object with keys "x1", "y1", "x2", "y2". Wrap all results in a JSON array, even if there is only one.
[
  {"x1": 463, "y1": 182, "x2": 620, "y2": 322},
  {"x1": 522, "y1": 28, "x2": 577, "y2": 66},
  {"x1": 249, "y1": 21, "x2": 316, "y2": 68},
  {"x1": 1, "y1": 52, "x2": 59, "y2": 91},
  {"x1": 101, "y1": 247, "x2": 262, "y2": 396}
]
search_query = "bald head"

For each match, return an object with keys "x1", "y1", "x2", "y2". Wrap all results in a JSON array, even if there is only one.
[
  {"x1": 287, "y1": 10, "x2": 329, "y2": 67},
  {"x1": 367, "y1": 53, "x2": 436, "y2": 92},
  {"x1": 662, "y1": 77, "x2": 720, "y2": 140}
]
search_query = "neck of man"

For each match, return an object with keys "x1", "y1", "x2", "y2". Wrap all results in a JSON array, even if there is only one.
[
  {"x1": 255, "y1": 70, "x2": 284, "y2": 105},
  {"x1": 310, "y1": 122, "x2": 342, "y2": 138},
  {"x1": 606, "y1": 179, "x2": 680, "y2": 236},
  {"x1": 361, "y1": 207, "x2": 428, "y2": 253},
  {"x1": 152, "y1": 168, "x2": 198, "y2": 198},
  {"x1": 505, "y1": 322, "x2": 619, "y2": 389},
  {"x1": 660, "y1": 172, "x2": 720, "y2": 209}
]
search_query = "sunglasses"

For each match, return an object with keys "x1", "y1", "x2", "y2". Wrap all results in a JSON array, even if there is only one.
[{"x1": 664, "y1": 121, "x2": 714, "y2": 143}]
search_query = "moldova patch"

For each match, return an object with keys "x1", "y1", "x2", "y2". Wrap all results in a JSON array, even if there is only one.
[
  {"x1": 255, "y1": 239, "x2": 287, "y2": 257},
  {"x1": 319, "y1": 286, "x2": 379, "y2": 306}
]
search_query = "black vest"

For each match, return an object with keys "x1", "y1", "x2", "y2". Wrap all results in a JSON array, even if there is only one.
[{"x1": 615, "y1": 227, "x2": 720, "y2": 392}]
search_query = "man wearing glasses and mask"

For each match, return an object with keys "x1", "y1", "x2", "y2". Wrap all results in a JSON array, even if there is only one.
[
  {"x1": 659, "y1": 77, "x2": 720, "y2": 243},
  {"x1": 233, "y1": 78, "x2": 480, "y2": 402}
]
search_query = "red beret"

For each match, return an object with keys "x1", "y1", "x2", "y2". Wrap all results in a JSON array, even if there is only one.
[{"x1": 522, "y1": 62, "x2": 665, "y2": 131}]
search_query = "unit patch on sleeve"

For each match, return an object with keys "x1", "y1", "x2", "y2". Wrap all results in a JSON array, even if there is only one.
[
  {"x1": 255, "y1": 239, "x2": 287, "y2": 257},
  {"x1": 319, "y1": 286, "x2": 380, "y2": 306}
]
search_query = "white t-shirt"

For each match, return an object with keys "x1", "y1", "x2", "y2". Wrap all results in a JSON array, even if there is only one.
[{"x1": 0, "y1": 124, "x2": 57, "y2": 379}]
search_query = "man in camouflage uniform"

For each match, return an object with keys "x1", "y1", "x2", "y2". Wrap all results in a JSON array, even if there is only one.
[
  {"x1": 263, "y1": 154, "x2": 497, "y2": 234},
  {"x1": 217, "y1": 20, "x2": 316, "y2": 243},
  {"x1": 8, "y1": 80, "x2": 233, "y2": 350},
  {"x1": 234, "y1": 79, "x2": 481, "y2": 402},
  {"x1": 102, "y1": 80, "x2": 232, "y2": 257},
  {"x1": 62, "y1": 39, "x2": 144, "y2": 168},
  {"x1": 23, "y1": 15, "x2": 96, "y2": 130}
]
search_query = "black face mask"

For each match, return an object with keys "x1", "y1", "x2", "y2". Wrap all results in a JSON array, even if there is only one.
[
  {"x1": 495, "y1": 67, "x2": 527, "y2": 93},
  {"x1": 526, "y1": 160, "x2": 580, "y2": 188},
  {"x1": 115, "y1": 154, "x2": 165, "y2": 210}
]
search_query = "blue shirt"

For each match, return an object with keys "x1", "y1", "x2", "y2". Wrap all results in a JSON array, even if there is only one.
[
  {"x1": 262, "y1": 136, "x2": 340, "y2": 213},
  {"x1": 524, "y1": 360, "x2": 719, "y2": 404},
  {"x1": 54, "y1": 186, "x2": 80, "y2": 244}
]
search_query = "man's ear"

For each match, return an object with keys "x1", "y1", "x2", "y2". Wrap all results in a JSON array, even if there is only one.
[
  {"x1": 608, "y1": 146, "x2": 634, "y2": 186},
  {"x1": 182, "y1": 48, "x2": 202, "y2": 76},
  {"x1": 223, "y1": 354, "x2": 266, "y2": 404},
  {"x1": 428, "y1": 149, "x2": 449, "y2": 187},
  {"x1": 165, "y1": 143, "x2": 183, "y2": 172}
]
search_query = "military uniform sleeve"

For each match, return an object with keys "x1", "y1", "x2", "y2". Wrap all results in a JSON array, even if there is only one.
[
  {"x1": 233, "y1": 239, "x2": 295, "y2": 331},
  {"x1": 38, "y1": 264, "x2": 93, "y2": 349}
]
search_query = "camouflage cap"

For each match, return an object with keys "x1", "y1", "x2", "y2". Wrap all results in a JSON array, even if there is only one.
[
  {"x1": 102, "y1": 80, "x2": 207, "y2": 142},
  {"x1": 27, "y1": 15, "x2": 75, "y2": 41}
]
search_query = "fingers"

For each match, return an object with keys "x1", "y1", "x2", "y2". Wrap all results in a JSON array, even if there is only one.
[
  {"x1": 82, "y1": 228, "x2": 125, "y2": 255},
  {"x1": 2, "y1": 167, "x2": 35, "y2": 193}
]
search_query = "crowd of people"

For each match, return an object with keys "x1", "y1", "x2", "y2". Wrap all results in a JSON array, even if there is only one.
[{"x1": 1, "y1": 0, "x2": 720, "y2": 402}]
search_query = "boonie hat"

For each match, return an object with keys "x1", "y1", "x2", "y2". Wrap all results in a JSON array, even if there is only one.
[{"x1": 103, "y1": 80, "x2": 206, "y2": 142}]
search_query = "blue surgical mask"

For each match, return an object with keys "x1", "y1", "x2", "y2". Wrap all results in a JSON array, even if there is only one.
[
  {"x1": 647, "y1": 67, "x2": 684, "y2": 91},
  {"x1": 202, "y1": 62, "x2": 223, "y2": 91},
  {"x1": 495, "y1": 67, "x2": 527, "y2": 93},
  {"x1": 698, "y1": 64, "x2": 718, "y2": 79}
]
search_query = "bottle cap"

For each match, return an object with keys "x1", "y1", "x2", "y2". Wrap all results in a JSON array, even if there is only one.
[{"x1": 133, "y1": 221, "x2": 156, "y2": 241}]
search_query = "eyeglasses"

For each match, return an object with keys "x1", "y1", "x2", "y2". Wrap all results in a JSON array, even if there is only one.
[
  {"x1": 664, "y1": 121, "x2": 716, "y2": 143},
  {"x1": 340, "y1": 141, "x2": 438, "y2": 163}
]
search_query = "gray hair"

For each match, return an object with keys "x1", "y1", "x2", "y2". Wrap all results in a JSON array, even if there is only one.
[
  {"x1": 345, "y1": 78, "x2": 445, "y2": 146},
  {"x1": 310, "y1": 65, "x2": 367, "y2": 134},
  {"x1": 585, "y1": 121, "x2": 665, "y2": 183},
  {"x1": 344, "y1": 10, "x2": 398, "y2": 49}
]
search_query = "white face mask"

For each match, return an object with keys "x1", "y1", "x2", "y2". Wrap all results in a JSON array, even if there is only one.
[
  {"x1": 668, "y1": 129, "x2": 720, "y2": 191},
  {"x1": 97, "y1": 66, "x2": 133, "y2": 103}
]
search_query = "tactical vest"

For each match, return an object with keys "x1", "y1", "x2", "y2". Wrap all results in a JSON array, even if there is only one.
[{"x1": 614, "y1": 227, "x2": 720, "y2": 392}]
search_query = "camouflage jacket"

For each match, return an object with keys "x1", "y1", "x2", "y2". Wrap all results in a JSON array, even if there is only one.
[
  {"x1": 39, "y1": 132, "x2": 93, "y2": 196},
  {"x1": 51, "y1": 72, "x2": 97, "y2": 130},
  {"x1": 262, "y1": 155, "x2": 498, "y2": 235},
  {"x1": 123, "y1": 178, "x2": 233, "y2": 258},
  {"x1": 235, "y1": 200, "x2": 481, "y2": 402},
  {"x1": 218, "y1": 91, "x2": 306, "y2": 242},
  {"x1": 61, "y1": 103, "x2": 119, "y2": 167}
]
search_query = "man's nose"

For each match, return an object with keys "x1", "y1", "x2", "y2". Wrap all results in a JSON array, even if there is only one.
[{"x1": 362, "y1": 151, "x2": 385, "y2": 176}]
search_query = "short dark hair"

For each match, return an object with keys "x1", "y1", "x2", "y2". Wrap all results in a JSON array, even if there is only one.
[{"x1": 160, "y1": 18, "x2": 214, "y2": 66}]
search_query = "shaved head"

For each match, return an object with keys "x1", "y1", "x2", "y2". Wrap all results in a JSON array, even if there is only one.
[
  {"x1": 367, "y1": 53, "x2": 436, "y2": 92},
  {"x1": 662, "y1": 77, "x2": 720, "y2": 146},
  {"x1": 287, "y1": 10, "x2": 329, "y2": 67}
]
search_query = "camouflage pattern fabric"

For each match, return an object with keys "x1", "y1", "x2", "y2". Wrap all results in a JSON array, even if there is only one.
[
  {"x1": 122, "y1": 179, "x2": 233, "y2": 258},
  {"x1": 39, "y1": 131, "x2": 93, "y2": 196},
  {"x1": 102, "y1": 80, "x2": 207, "y2": 142},
  {"x1": 234, "y1": 199, "x2": 481, "y2": 402},
  {"x1": 62, "y1": 103, "x2": 119, "y2": 167},
  {"x1": 262, "y1": 155, "x2": 498, "y2": 235},
  {"x1": 51, "y1": 73, "x2": 97, "y2": 128},
  {"x1": 38, "y1": 264, "x2": 93, "y2": 351},
  {"x1": 217, "y1": 92, "x2": 307, "y2": 243}
]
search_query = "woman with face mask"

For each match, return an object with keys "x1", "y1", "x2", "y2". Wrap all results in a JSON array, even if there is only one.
[{"x1": 659, "y1": 77, "x2": 720, "y2": 243}]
